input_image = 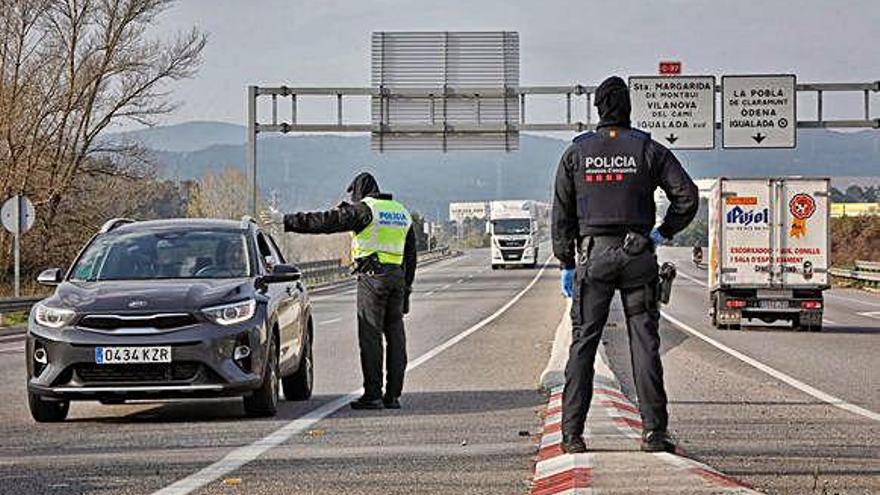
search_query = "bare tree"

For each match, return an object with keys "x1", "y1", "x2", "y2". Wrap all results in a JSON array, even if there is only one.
[
  {"x1": 186, "y1": 166, "x2": 251, "y2": 220},
  {"x1": 0, "y1": 0, "x2": 206, "y2": 276}
]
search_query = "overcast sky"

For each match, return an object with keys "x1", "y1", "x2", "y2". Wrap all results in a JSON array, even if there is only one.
[{"x1": 139, "y1": 0, "x2": 880, "y2": 130}]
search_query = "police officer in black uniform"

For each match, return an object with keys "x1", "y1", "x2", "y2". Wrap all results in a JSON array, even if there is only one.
[
  {"x1": 263, "y1": 173, "x2": 417, "y2": 410},
  {"x1": 552, "y1": 76, "x2": 698, "y2": 454}
]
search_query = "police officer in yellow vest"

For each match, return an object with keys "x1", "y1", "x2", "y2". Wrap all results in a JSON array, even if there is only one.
[{"x1": 262, "y1": 172, "x2": 417, "y2": 410}]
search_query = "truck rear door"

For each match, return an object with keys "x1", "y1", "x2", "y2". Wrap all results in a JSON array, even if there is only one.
[
  {"x1": 720, "y1": 179, "x2": 774, "y2": 287},
  {"x1": 777, "y1": 179, "x2": 830, "y2": 287}
]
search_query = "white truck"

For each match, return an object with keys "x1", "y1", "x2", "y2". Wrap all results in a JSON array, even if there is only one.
[
  {"x1": 708, "y1": 177, "x2": 830, "y2": 331},
  {"x1": 489, "y1": 200, "x2": 538, "y2": 269}
]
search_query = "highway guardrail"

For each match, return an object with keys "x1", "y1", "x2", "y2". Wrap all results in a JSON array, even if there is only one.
[{"x1": 829, "y1": 259, "x2": 880, "y2": 286}]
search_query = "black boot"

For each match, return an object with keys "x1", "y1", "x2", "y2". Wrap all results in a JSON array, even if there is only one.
[
  {"x1": 382, "y1": 395, "x2": 401, "y2": 409},
  {"x1": 560, "y1": 434, "x2": 587, "y2": 454},
  {"x1": 350, "y1": 396, "x2": 384, "y2": 410},
  {"x1": 641, "y1": 430, "x2": 676, "y2": 453}
]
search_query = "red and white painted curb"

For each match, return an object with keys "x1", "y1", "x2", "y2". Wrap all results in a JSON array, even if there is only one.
[{"x1": 530, "y1": 304, "x2": 762, "y2": 494}]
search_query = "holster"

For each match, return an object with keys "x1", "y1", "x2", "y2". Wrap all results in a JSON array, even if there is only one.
[
  {"x1": 352, "y1": 254, "x2": 382, "y2": 276},
  {"x1": 657, "y1": 262, "x2": 677, "y2": 304}
]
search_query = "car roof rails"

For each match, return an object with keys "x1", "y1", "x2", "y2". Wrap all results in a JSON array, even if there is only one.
[
  {"x1": 99, "y1": 218, "x2": 135, "y2": 233},
  {"x1": 240, "y1": 215, "x2": 258, "y2": 230}
]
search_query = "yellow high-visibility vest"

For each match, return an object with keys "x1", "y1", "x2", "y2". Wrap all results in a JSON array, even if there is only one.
[{"x1": 351, "y1": 197, "x2": 412, "y2": 265}]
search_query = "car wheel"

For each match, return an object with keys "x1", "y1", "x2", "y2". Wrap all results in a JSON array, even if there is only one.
[
  {"x1": 282, "y1": 329, "x2": 313, "y2": 401},
  {"x1": 243, "y1": 335, "x2": 279, "y2": 417},
  {"x1": 29, "y1": 392, "x2": 69, "y2": 422}
]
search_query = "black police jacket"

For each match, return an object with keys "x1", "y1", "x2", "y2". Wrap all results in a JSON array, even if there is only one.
[
  {"x1": 282, "y1": 193, "x2": 417, "y2": 290},
  {"x1": 552, "y1": 127, "x2": 698, "y2": 269}
]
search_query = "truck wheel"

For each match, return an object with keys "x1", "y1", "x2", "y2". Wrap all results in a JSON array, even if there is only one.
[
  {"x1": 793, "y1": 317, "x2": 822, "y2": 333},
  {"x1": 491, "y1": 265, "x2": 499, "y2": 270},
  {"x1": 28, "y1": 392, "x2": 69, "y2": 422},
  {"x1": 243, "y1": 335, "x2": 279, "y2": 417},
  {"x1": 282, "y1": 329, "x2": 313, "y2": 401}
]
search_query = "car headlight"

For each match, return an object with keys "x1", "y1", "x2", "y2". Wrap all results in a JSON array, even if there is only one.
[
  {"x1": 34, "y1": 303, "x2": 76, "y2": 329},
  {"x1": 202, "y1": 299, "x2": 256, "y2": 326}
]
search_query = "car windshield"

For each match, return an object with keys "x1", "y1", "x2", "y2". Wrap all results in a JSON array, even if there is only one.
[
  {"x1": 69, "y1": 229, "x2": 251, "y2": 281},
  {"x1": 493, "y1": 219, "x2": 531, "y2": 235}
]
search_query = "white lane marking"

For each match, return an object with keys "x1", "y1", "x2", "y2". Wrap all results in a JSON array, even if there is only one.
[
  {"x1": 318, "y1": 317, "x2": 342, "y2": 325},
  {"x1": 456, "y1": 279, "x2": 464, "y2": 284},
  {"x1": 661, "y1": 310, "x2": 880, "y2": 422},
  {"x1": 677, "y1": 269, "x2": 708, "y2": 287},
  {"x1": 826, "y1": 293, "x2": 880, "y2": 308},
  {"x1": 0, "y1": 344, "x2": 24, "y2": 354},
  {"x1": 857, "y1": 311, "x2": 880, "y2": 320},
  {"x1": 153, "y1": 255, "x2": 553, "y2": 495},
  {"x1": 822, "y1": 318, "x2": 839, "y2": 326}
]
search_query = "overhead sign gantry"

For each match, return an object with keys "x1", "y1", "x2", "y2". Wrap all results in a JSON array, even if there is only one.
[{"x1": 245, "y1": 31, "x2": 880, "y2": 214}]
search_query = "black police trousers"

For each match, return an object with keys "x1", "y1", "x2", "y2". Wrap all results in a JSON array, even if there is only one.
[
  {"x1": 562, "y1": 235, "x2": 668, "y2": 438},
  {"x1": 356, "y1": 264, "x2": 407, "y2": 401}
]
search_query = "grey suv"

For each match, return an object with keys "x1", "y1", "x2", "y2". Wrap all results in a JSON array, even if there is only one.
[{"x1": 26, "y1": 217, "x2": 314, "y2": 421}]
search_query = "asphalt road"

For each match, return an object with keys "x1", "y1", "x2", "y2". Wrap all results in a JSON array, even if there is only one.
[
  {"x1": 603, "y1": 247, "x2": 880, "y2": 495},
  {"x1": 0, "y1": 248, "x2": 563, "y2": 495}
]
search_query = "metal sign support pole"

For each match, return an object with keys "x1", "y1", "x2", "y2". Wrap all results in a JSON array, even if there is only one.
[{"x1": 13, "y1": 195, "x2": 21, "y2": 297}]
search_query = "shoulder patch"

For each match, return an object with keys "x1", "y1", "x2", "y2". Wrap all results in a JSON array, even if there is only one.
[{"x1": 572, "y1": 131, "x2": 596, "y2": 143}]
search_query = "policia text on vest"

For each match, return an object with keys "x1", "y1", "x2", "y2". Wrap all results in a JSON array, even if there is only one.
[{"x1": 268, "y1": 172, "x2": 418, "y2": 411}]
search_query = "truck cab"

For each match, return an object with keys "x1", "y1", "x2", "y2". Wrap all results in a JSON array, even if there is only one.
[{"x1": 489, "y1": 200, "x2": 538, "y2": 269}]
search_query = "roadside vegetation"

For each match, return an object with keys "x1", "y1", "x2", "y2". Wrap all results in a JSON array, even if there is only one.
[
  {"x1": 0, "y1": 0, "x2": 206, "y2": 295},
  {"x1": 830, "y1": 215, "x2": 880, "y2": 267}
]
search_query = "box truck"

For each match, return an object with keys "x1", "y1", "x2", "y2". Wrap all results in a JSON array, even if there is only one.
[
  {"x1": 489, "y1": 200, "x2": 538, "y2": 269},
  {"x1": 708, "y1": 178, "x2": 830, "y2": 331}
]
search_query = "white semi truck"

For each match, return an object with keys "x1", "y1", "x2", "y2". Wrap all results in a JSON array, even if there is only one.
[
  {"x1": 489, "y1": 200, "x2": 538, "y2": 269},
  {"x1": 708, "y1": 177, "x2": 830, "y2": 331}
]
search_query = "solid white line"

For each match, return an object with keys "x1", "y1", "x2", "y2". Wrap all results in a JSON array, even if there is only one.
[
  {"x1": 857, "y1": 311, "x2": 880, "y2": 320},
  {"x1": 318, "y1": 317, "x2": 342, "y2": 325},
  {"x1": 826, "y1": 292, "x2": 880, "y2": 308},
  {"x1": 152, "y1": 255, "x2": 553, "y2": 495},
  {"x1": 661, "y1": 310, "x2": 880, "y2": 422},
  {"x1": 676, "y1": 269, "x2": 707, "y2": 287},
  {"x1": 0, "y1": 345, "x2": 23, "y2": 354}
]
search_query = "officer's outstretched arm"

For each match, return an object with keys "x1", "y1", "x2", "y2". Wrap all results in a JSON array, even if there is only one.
[
  {"x1": 651, "y1": 143, "x2": 699, "y2": 239},
  {"x1": 283, "y1": 203, "x2": 372, "y2": 234},
  {"x1": 552, "y1": 147, "x2": 579, "y2": 270}
]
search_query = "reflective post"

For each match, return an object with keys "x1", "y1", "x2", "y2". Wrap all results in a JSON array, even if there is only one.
[{"x1": 247, "y1": 86, "x2": 258, "y2": 216}]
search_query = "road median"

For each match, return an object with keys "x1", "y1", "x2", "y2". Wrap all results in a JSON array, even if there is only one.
[{"x1": 533, "y1": 304, "x2": 762, "y2": 494}]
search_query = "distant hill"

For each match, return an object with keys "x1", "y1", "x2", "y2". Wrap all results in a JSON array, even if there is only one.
[
  {"x1": 113, "y1": 121, "x2": 245, "y2": 152},
  {"x1": 140, "y1": 121, "x2": 880, "y2": 218}
]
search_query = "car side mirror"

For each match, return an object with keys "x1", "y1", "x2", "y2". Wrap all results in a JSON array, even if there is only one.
[
  {"x1": 262, "y1": 263, "x2": 301, "y2": 284},
  {"x1": 37, "y1": 268, "x2": 63, "y2": 286}
]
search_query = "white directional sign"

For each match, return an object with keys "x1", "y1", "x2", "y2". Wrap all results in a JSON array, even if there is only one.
[
  {"x1": 722, "y1": 75, "x2": 796, "y2": 148},
  {"x1": 629, "y1": 76, "x2": 715, "y2": 149}
]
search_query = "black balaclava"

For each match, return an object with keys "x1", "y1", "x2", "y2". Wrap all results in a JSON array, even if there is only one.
[
  {"x1": 346, "y1": 172, "x2": 381, "y2": 202},
  {"x1": 594, "y1": 76, "x2": 631, "y2": 129}
]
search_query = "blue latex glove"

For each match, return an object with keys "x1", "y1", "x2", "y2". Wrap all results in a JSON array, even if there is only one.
[
  {"x1": 560, "y1": 268, "x2": 575, "y2": 298},
  {"x1": 650, "y1": 228, "x2": 667, "y2": 246}
]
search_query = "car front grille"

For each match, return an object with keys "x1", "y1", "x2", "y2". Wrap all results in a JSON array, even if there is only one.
[
  {"x1": 74, "y1": 362, "x2": 201, "y2": 384},
  {"x1": 78, "y1": 313, "x2": 198, "y2": 331}
]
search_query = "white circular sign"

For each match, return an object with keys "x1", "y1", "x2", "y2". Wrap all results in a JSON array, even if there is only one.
[{"x1": 1, "y1": 195, "x2": 35, "y2": 234}]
